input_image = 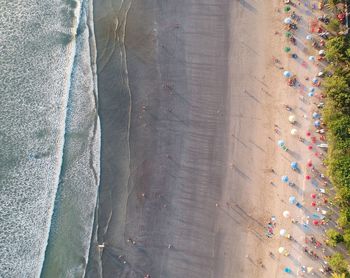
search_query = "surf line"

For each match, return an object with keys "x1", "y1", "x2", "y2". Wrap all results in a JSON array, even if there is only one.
[{"x1": 38, "y1": 0, "x2": 87, "y2": 276}]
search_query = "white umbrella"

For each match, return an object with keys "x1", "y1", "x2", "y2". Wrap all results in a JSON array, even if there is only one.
[
  {"x1": 284, "y1": 17, "x2": 292, "y2": 24},
  {"x1": 288, "y1": 115, "x2": 296, "y2": 123},
  {"x1": 309, "y1": 56, "x2": 315, "y2": 61},
  {"x1": 283, "y1": 210, "x2": 290, "y2": 218},
  {"x1": 284, "y1": 71, "x2": 292, "y2": 78},
  {"x1": 278, "y1": 247, "x2": 285, "y2": 254},
  {"x1": 280, "y1": 229, "x2": 287, "y2": 236},
  {"x1": 306, "y1": 34, "x2": 312, "y2": 40},
  {"x1": 291, "y1": 128, "x2": 298, "y2": 135}
]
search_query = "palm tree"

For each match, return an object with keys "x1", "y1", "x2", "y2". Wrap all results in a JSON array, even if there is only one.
[
  {"x1": 331, "y1": 273, "x2": 346, "y2": 278},
  {"x1": 324, "y1": 0, "x2": 341, "y2": 13}
]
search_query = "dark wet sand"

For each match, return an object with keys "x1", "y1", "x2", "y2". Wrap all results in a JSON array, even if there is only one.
[{"x1": 87, "y1": 0, "x2": 273, "y2": 277}]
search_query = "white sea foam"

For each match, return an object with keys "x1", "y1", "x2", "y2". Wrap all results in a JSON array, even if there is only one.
[{"x1": 0, "y1": 0, "x2": 100, "y2": 276}]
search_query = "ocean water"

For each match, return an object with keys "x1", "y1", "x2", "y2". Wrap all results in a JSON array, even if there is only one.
[{"x1": 0, "y1": 0, "x2": 100, "y2": 277}]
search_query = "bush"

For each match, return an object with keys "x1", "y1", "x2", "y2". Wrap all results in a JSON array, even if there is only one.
[{"x1": 328, "y1": 252, "x2": 349, "y2": 274}]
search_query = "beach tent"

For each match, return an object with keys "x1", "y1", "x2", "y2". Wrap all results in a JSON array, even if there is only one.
[
  {"x1": 314, "y1": 120, "x2": 321, "y2": 127},
  {"x1": 290, "y1": 128, "x2": 297, "y2": 135},
  {"x1": 284, "y1": 17, "x2": 292, "y2": 24},
  {"x1": 289, "y1": 196, "x2": 296, "y2": 204},
  {"x1": 284, "y1": 71, "x2": 291, "y2": 77},
  {"x1": 312, "y1": 112, "x2": 320, "y2": 119},
  {"x1": 281, "y1": 176, "x2": 289, "y2": 183},
  {"x1": 283, "y1": 210, "x2": 290, "y2": 218},
  {"x1": 288, "y1": 115, "x2": 296, "y2": 123},
  {"x1": 290, "y1": 162, "x2": 298, "y2": 169}
]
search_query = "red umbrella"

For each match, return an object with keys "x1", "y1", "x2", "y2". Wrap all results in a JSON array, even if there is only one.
[
  {"x1": 311, "y1": 201, "x2": 316, "y2": 207},
  {"x1": 307, "y1": 161, "x2": 313, "y2": 167},
  {"x1": 313, "y1": 220, "x2": 319, "y2": 225},
  {"x1": 306, "y1": 175, "x2": 311, "y2": 180},
  {"x1": 314, "y1": 152, "x2": 319, "y2": 157},
  {"x1": 308, "y1": 145, "x2": 313, "y2": 150},
  {"x1": 311, "y1": 136, "x2": 316, "y2": 143},
  {"x1": 311, "y1": 193, "x2": 316, "y2": 199},
  {"x1": 306, "y1": 131, "x2": 311, "y2": 137}
]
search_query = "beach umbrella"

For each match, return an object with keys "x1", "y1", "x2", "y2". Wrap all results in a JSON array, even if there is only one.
[
  {"x1": 278, "y1": 247, "x2": 285, "y2": 254},
  {"x1": 281, "y1": 175, "x2": 289, "y2": 183},
  {"x1": 280, "y1": 229, "x2": 287, "y2": 236},
  {"x1": 291, "y1": 162, "x2": 298, "y2": 169},
  {"x1": 288, "y1": 115, "x2": 296, "y2": 123},
  {"x1": 311, "y1": 136, "x2": 316, "y2": 143},
  {"x1": 306, "y1": 34, "x2": 313, "y2": 40},
  {"x1": 312, "y1": 77, "x2": 318, "y2": 84},
  {"x1": 278, "y1": 140, "x2": 285, "y2": 147},
  {"x1": 306, "y1": 175, "x2": 311, "y2": 180},
  {"x1": 283, "y1": 210, "x2": 291, "y2": 218},
  {"x1": 308, "y1": 92, "x2": 314, "y2": 97},
  {"x1": 285, "y1": 31, "x2": 292, "y2": 38},
  {"x1": 311, "y1": 193, "x2": 317, "y2": 199},
  {"x1": 306, "y1": 131, "x2": 311, "y2": 137},
  {"x1": 284, "y1": 71, "x2": 291, "y2": 78},
  {"x1": 307, "y1": 160, "x2": 313, "y2": 167},
  {"x1": 308, "y1": 145, "x2": 313, "y2": 150},
  {"x1": 309, "y1": 87, "x2": 315, "y2": 93},
  {"x1": 307, "y1": 267, "x2": 313, "y2": 273},
  {"x1": 291, "y1": 128, "x2": 298, "y2": 135},
  {"x1": 309, "y1": 56, "x2": 315, "y2": 61},
  {"x1": 311, "y1": 202, "x2": 316, "y2": 207},
  {"x1": 284, "y1": 267, "x2": 292, "y2": 274},
  {"x1": 314, "y1": 120, "x2": 321, "y2": 127},
  {"x1": 313, "y1": 220, "x2": 319, "y2": 225},
  {"x1": 317, "y1": 71, "x2": 324, "y2": 77},
  {"x1": 312, "y1": 112, "x2": 320, "y2": 119},
  {"x1": 284, "y1": 17, "x2": 292, "y2": 24},
  {"x1": 284, "y1": 46, "x2": 291, "y2": 53},
  {"x1": 319, "y1": 50, "x2": 325, "y2": 55},
  {"x1": 289, "y1": 196, "x2": 296, "y2": 204},
  {"x1": 314, "y1": 152, "x2": 319, "y2": 157},
  {"x1": 284, "y1": 5, "x2": 291, "y2": 12}
]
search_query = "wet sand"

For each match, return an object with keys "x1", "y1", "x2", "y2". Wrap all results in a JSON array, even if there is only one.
[{"x1": 88, "y1": 0, "x2": 279, "y2": 277}]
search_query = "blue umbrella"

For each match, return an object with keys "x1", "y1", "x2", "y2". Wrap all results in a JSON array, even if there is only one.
[
  {"x1": 284, "y1": 267, "x2": 292, "y2": 273},
  {"x1": 284, "y1": 71, "x2": 291, "y2": 78},
  {"x1": 312, "y1": 77, "x2": 318, "y2": 84},
  {"x1": 291, "y1": 162, "x2": 298, "y2": 169},
  {"x1": 309, "y1": 87, "x2": 315, "y2": 93},
  {"x1": 289, "y1": 196, "x2": 296, "y2": 204},
  {"x1": 281, "y1": 175, "x2": 289, "y2": 183},
  {"x1": 308, "y1": 92, "x2": 314, "y2": 97},
  {"x1": 314, "y1": 120, "x2": 321, "y2": 127},
  {"x1": 312, "y1": 112, "x2": 320, "y2": 119},
  {"x1": 278, "y1": 140, "x2": 285, "y2": 147}
]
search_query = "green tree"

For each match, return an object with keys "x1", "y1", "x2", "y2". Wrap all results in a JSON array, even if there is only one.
[
  {"x1": 326, "y1": 36, "x2": 349, "y2": 63},
  {"x1": 328, "y1": 252, "x2": 349, "y2": 274},
  {"x1": 326, "y1": 229, "x2": 344, "y2": 246},
  {"x1": 323, "y1": 75, "x2": 350, "y2": 114}
]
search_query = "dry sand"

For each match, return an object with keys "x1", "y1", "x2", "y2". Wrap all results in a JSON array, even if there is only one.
[{"x1": 88, "y1": 0, "x2": 328, "y2": 277}]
